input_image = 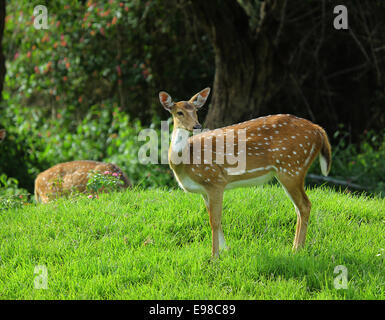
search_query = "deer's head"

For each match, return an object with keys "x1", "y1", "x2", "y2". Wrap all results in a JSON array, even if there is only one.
[{"x1": 159, "y1": 88, "x2": 210, "y2": 132}]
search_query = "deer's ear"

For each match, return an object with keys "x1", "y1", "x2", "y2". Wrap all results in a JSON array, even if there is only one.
[
  {"x1": 189, "y1": 87, "x2": 211, "y2": 109},
  {"x1": 159, "y1": 91, "x2": 174, "y2": 111}
]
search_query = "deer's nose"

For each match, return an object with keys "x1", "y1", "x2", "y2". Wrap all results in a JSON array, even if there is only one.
[{"x1": 193, "y1": 124, "x2": 202, "y2": 130}]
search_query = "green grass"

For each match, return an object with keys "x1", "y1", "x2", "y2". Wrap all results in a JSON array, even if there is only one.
[{"x1": 0, "y1": 185, "x2": 384, "y2": 299}]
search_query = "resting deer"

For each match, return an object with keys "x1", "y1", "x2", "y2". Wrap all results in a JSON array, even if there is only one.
[
  {"x1": 159, "y1": 88, "x2": 332, "y2": 258},
  {"x1": 35, "y1": 160, "x2": 131, "y2": 203},
  {"x1": 0, "y1": 129, "x2": 5, "y2": 142}
]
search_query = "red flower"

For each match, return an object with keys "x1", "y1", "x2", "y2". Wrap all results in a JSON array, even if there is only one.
[{"x1": 116, "y1": 65, "x2": 122, "y2": 76}]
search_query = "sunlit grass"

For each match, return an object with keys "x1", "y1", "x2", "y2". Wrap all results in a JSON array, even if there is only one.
[{"x1": 0, "y1": 185, "x2": 384, "y2": 299}]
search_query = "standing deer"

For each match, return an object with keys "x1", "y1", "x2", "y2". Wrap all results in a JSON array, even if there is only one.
[
  {"x1": 35, "y1": 160, "x2": 131, "y2": 203},
  {"x1": 159, "y1": 88, "x2": 331, "y2": 258},
  {"x1": 0, "y1": 129, "x2": 5, "y2": 142}
]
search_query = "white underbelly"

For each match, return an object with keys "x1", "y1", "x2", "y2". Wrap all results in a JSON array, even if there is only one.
[
  {"x1": 225, "y1": 172, "x2": 274, "y2": 190},
  {"x1": 173, "y1": 171, "x2": 275, "y2": 194},
  {"x1": 174, "y1": 173, "x2": 206, "y2": 194}
]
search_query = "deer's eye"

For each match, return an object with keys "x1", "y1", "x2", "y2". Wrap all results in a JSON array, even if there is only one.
[{"x1": 177, "y1": 111, "x2": 184, "y2": 116}]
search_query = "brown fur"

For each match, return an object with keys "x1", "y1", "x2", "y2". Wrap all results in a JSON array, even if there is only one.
[
  {"x1": 0, "y1": 129, "x2": 5, "y2": 142},
  {"x1": 161, "y1": 89, "x2": 332, "y2": 258},
  {"x1": 34, "y1": 160, "x2": 131, "y2": 203}
]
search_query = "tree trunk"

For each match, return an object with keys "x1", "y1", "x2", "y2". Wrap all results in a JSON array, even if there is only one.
[{"x1": 185, "y1": 0, "x2": 287, "y2": 129}]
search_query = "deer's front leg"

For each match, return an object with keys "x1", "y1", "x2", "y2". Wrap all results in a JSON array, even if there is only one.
[{"x1": 203, "y1": 189, "x2": 226, "y2": 258}]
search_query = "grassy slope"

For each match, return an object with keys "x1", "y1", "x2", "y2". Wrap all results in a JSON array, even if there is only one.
[{"x1": 0, "y1": 185, "x2": 384, "y2": 300}]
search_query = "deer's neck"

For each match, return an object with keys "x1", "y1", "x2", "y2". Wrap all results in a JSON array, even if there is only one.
[{"x1": 170, "y1": 128, "x2": 190, "y2": 155}]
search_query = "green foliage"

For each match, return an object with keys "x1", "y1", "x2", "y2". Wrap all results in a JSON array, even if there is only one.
[
  {"x1": 1, "y1": 0, "x2": 210, "y2": 192},
  {"x1": 0, "y1": 98, "x2": 176, "y2": 192},
  {"x1": 0, "y1": 173, "x2": 30, "y2": 210},
  {"x1": 309, "y1": 125, "x2": 385, "y2": 194},
  {"x1": 3, "y1": 0, "x2": 213, "y2": 121},
  {"x1": 86, "y1": 170, "x2": 125, "y2": 194}
]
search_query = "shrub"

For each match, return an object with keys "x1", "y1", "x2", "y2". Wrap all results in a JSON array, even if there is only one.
[{"x1": 0, "y1": 173, "x2": 31, "y2": 210}]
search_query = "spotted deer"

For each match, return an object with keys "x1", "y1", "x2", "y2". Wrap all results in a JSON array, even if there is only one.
[
  {"x1": 0, "y1": 129, "x2": 5, "y2": 142},
  {"x1": 159, "y1": 88, "x2": 332, "y2": 258},
  {"x1": 34, "y1": 160, "x2": 131, "y2": 203}
]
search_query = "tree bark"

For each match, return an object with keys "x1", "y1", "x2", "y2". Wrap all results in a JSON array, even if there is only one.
[{"x1": 184, "y1": 0, "x2": 287, "y2": 129}]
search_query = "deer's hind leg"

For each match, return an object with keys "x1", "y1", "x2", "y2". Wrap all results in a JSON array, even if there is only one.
[{"x1": 276, "y1": 174, "x2": 312, "y2": 251}]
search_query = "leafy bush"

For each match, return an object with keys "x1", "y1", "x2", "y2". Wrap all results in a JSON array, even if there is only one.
[
  {"x1": 308, "y1": 125, "x2": 385, "y2": 195},
  {"x1": 87, "y1": 170, "x2": 125, "y2": 194},
  {"x1": 1, "y1": 0, "x2": 212, "y2": 193},
  {"x1": 0, "y1": 99, "x2": 176, "y2": 192},
  {"x1": 0, "y1": 173, "x2": 31, "y2": 210},
  {"x1": 3, "y1": 0, "x2": 213, "y2": 122}
]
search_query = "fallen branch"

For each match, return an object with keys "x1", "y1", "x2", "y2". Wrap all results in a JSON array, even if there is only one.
[{"x1": 306, "y1": 174, "x2": 366, "y2": 190}]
